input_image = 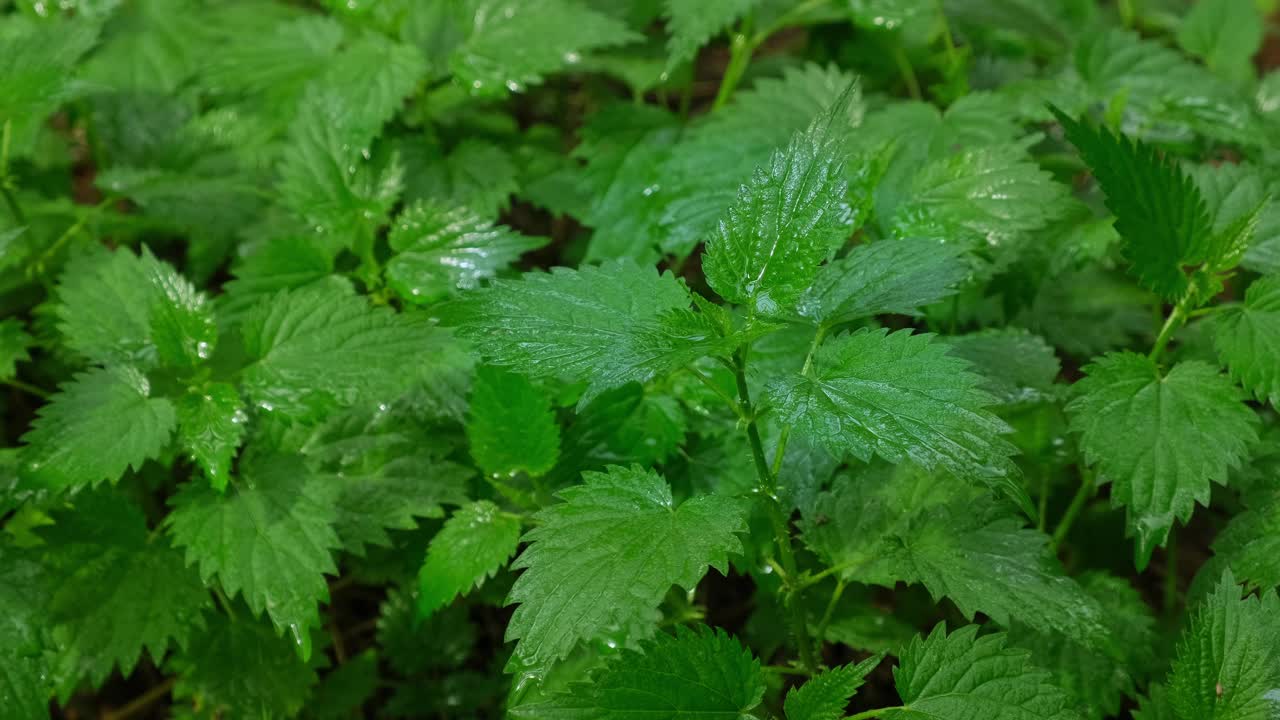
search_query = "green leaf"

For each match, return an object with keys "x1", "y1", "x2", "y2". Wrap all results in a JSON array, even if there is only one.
[
  {"x1": 663, "y1": 0, "x2": 760, "y2": 70},
  {"x1": 575, "y1": 103, "x2": 681, "y2": 263},
  {"x1": 1167, "y1": 570, "x2": 1280, "y2": 720},
  {"x1": 445, "y1": 259, "x2": 718, "y2": 404},
  {"x1": 417, "y1": 500, "x2": 522, "y2": 618},
  {"x1": 887, "y1": 143, "x2": 1071, "y2": 253},
  {"x1": 55, "y1": 247, "x2": 215, "y2": 368},
  {"x1": 661, "y1": 64, "x2": 864, "y2": 257},
  {"x1": 785, "y1": 654, "x2": 885, "y2": 720},
  {"x1": 1052, "y1": 108, "x2": 1214, "y2": 300},
  {"x1": 401, "y1": 138, "x2": 522, "y2": 219},
  {"x1": 166, "y1": 454, "x2": 340, "y2": 659},
  {"x1": 702, "y1": 82, "x2": 858, "y2": 315},
  {"x1": 1067, "y1": 354, "x2": 1258, "y2": 568},
  {"x1": 169, "y1": 614, "x2": 318, "y2": 719},
  {"x1": 385, "y1": 201, "x2": 548, "y2": 305},
  {"x1": 1007, "y1": 572, "x2": 1157, "y2": 720},
  {"x1": 1133, "y1": 684, "x2": 1178, "y2": 720},
  {"x1": 1211, "y1": 489, "x2": 1280, "y2": 592},
  {"x1": 20, "y1": 365, "x2": 176, "y2": 491},
  {"x1": 798, "y1": 238, "x2": 968, "y2": 325},
  {"x1": 768, "y1": 328, "x2": 1026, "y2": 515},
  {"x1": 451, "y1": 0, "x2": 639, "y2": 96},
  {"x1": 38, "y1": 492, "x2": 209, "y2": 685},
  {"x1": 888, "y1": 624, "x2": 1080, "y2": 720},
  {"x1": 0, "y1": 552, "x2": 50, "y2": 719},
  {"x1": 512, "y1": 625, "x2": 765, "y2": 719},
  {"x1": 0, "y1": 318, "x2": 33, "y2": 380},
  {"x1": 1176, "y1": 0, "x2": 1264, "y2": 83},
  {"x1": 1214, "y1": 275, "x2": 1280, "y2": 408},
  {"x1": 467, "y1": 366, "x2": 561, "y2": 478},
  {"x1": 505, "y1": 465, "x2": 749, "y2": 672},
  {"x1": 220, "y1": 237, "x2": 336, "y2": 321},
  {"x1": 0, "y1": 16, "x2": 100, "y2": 155},
  {"x1": 803, "y1": 465, "x2": 1107, "y2": 646},
  {"x1": 238, "y1": 284, "x2": 440, "y2": 418},
  {"x1": 943, "y1": 329, "x2": 1061, "y2": 406},
  {"x1": 174, "y1": 383, "x2": 245, "y2": 491}
]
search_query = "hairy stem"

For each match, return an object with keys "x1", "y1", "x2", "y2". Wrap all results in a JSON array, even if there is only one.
[
  {"x1": 102, "y1": 677, "x2": 177, "y2": 720},
  {"x1": 1148, "y1": 287, "x2": 1198, "y2": 364},
  {"x1": 712, "y1": 14, "x2": 756, "y2": 112},
  {"x1": 1051, "y1": 468, "x2": 1095, "y2": 550},
  {"x1": 845, "y1": 707, "x2": 905, "y2": 720},
  {"x1": 813, "y1": 577, "x2": 846, "y2": 645},
  {"x1": 732, "y1": 349, "x2": 818, "y2": 673},
  {"x1": 3, "y1": 377, "x2": 50, "y2": 400}
]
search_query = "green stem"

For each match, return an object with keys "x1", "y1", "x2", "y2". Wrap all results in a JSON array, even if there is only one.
[
  {"x1": 845, "y1": 707, "x2": 905, "y2": 720},
  {"x1": 1, "y1": 186, "x2": 24, "y2": 225},
  {"x1": 3, "y1": 378, "x2": 50, "y2": 400},
  {"x1": 731, "y1": 349, "x2": 818, "y2": 674},
  {"x1": 1164, "y1": 530, "x2": 1179, "y2": 616},
  {"x1": 890, "y1": 43, "x2": 922, "y2": 100},
  {"x1": 712, "y1": 14, "x2": 756, "y2": 112},
  {"x1": 764, "y1": 664, "x2": 810, "y2": 676},
  {"x1": 1051, "y1": 469, "x2": 1095, "y2": 550},
  {"x1": 769, "y1": 324, "x2": 827, "y2": 477},
  {"x1": 1117, "y1": 0, "x2": 1136, "y2": 28},
  {"x1": 102, "y1": 677, "x2": 177, "y2": 720},
  {"x1": 26, "y1": 196, "x2": 116, "y2": 278},
  {"x1": 813, "y1": 578, "x2": 846, "y2": 644},
  {"x1": 1037, "y1": 470, "x2": 1050, "y2": 533},
  {"x1": 684, "y1": 365, "x2": 748, "y2": 421},
  {"x1": 1148, "y1": 289, "x2": 1198, "y2": 364}
]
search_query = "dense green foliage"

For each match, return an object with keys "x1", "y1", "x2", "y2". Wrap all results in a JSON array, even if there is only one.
[{"x1": 2, "y1": 0, "x2": 1279, "y2": 718}]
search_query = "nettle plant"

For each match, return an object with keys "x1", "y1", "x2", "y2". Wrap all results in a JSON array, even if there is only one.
[{"x1": 2, "y1": 0, "x2": 1280, "y2": 718}]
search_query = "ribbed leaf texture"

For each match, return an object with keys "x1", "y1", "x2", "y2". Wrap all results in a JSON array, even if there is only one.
[
  {"x1": 1167, "y1": 571, "x2": 1280, "y2": 720},
  {"x1": 1215, "y1": 275, "x2": 1280, "y2": 408},
  {"x1": 769, "y1": 328, "x2": 1027, "y2": 515},
  {"x1": 1067, "y1": 353, "x2": 1258, "y2": 568},
  {"x1": 511, "y1": 625, "x2": 765, "y2": 719},
  {"x1": 1053, "y1": 109, "x2": 1214, "y2": 299},
  {"x1": 166, "y1": 455, "x2": 341, "y2": 659},
  {"x1": 785, "y1": 654, "x2": 886, "y2": 720},
  {"x1": 505, "y1": 466, "x2": 749, "y2": 673},
  {"x1": 417, "y1": 500, "x2": 522, "y2": 618},
  {"x1": 888, "y1": 624, "x2": 1081, "y2": 720},
  {"x1": 466, "y1": 365, "x2": 561, "y2": 478}
]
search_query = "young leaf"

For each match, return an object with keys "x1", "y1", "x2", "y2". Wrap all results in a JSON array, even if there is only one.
[
  {"x1": 798, "y1": 238, "x2": 968, "y2": 326},
  {"x1": 660, "y1": 64, "x2": 863, "y2": 257},
  {"x1": 169, "y1": 614, "x2": 318, "y2": 719},
  {"x1": 1214, "y1": 275, "x2": 1280, "y2": 408},
  {"x1": 38, "y1": 493, "x2": 209, "y2": 686},
  {"x1": 467, "y1": 366, "x2": 561, "y2": 478},
  {"x1": 0, "y1": 318, "x2": 33, "y2": 380},
  {"x1": 768, "y1": 328, "x2": 1026, "y2": 515},
  {"x1": 450, "y1": 0, "x2": 639, "y2": 96},
  {"x1": 417, "y1": 500, "x2": 523, "y2": 619},
  {"x1": 166, "y1": 454, "x2": 341, "y2": 659},
  {"x1": 20, "y1": 366, "x2": 176, "y2": 491},
  {"x1": 663, "y1": 0, "x2": 760, "y2": 70},
  {"x1": 891, "y1": 624, "x2": 1080, "y2": 720},
  {"x1": 238, "y1": 284, "x2": 439, "y2": 418},
  {"x1": 702, "y1": 82, "x2": 857, "y2": 315},
  {"x1": 505, "y1": 465, "x2": 749, "y2": 672},
  {"x1": 1052, "y1": 108, "x2": 1214, "y2": 299},
  {"x1": 1167, "y1": 571, "x2": 1280, "y2": 720},
  {"x1": 1067, "y1": 354, "x2": 1258, "y2": 568},
  {"x1": 174, "y1": 383, "x2": 245, "y2": 491},
  {"x1": 785, "y1": 653, "x2": 885, "y2": 720},
  {"x1": 511, "y1": 625, "x2": 765, "y2": 719},
  {"x1": 445, "y1": 259, "x2": 718, "y2": 404},
  {"x1": 385, "y1": 201, "x2": 548, "y2": 305}
]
